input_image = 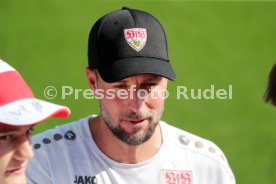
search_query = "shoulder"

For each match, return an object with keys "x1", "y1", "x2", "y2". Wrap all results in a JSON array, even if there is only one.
[
  {"x1": 160, "y1": 121, "x2": 234, "y2": 175},
  {"x1": 26, "y1": 116, "x2": 94, "y2": 182},
  {"x1": 31, "y1": 116, "x2": 91, "y2": 152}
]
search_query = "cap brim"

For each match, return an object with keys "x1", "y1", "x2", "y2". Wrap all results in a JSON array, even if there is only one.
[
  {"x1": 98, "y1": 57, "x2": 176, "y2": 83},
  {"x1": 0, "y1": 98, "x2": 70, "y2": 126}
]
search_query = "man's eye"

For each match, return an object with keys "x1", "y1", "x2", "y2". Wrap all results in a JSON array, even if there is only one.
[
  {"x1": 26, "y1": 128, "x2": 34, "y2": 137},
  {"x1": 114, "y1": 84, "x2": 129, "y2": 89},
  {"x1": 141, "y1": 82, "x2": 157, "y2": 89},
  {"x1": 0, "y1": 135, "x2": 12, "y2": 141}
]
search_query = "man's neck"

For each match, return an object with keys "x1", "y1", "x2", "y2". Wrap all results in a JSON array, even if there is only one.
[{"x1": 89, "y1": 115, "x2": 163, "y2": 164}]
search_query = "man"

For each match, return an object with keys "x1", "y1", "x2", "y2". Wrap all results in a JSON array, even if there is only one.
[
  {"x1": 264, "y1": 64, "x2": 276, "y2": 105},
  {"x1": 27, "y1": 7, "x2": 235, "y2": 184},
  {"x1": 0, "y1": 59, "x2": 70, "y2": 184}
]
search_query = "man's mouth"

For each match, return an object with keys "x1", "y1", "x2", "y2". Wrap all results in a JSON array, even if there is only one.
[
  {"x1": 128, "y1": 119, "x2": 146, "y2": 124},
  {"x1": 6, "y1": 166, "x2": 25, "y2": 175}
]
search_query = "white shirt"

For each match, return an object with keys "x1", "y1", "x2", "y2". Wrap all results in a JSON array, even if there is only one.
[{"x1": 26, "y1": 116, "x2": 235, "y2": 184}]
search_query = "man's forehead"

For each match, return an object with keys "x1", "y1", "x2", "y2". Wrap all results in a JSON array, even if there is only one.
[{"x1": 117, "y1": 74, "x2": 163, "y2": 83}]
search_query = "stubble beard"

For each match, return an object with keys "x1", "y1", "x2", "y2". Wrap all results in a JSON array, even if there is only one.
[{"x1": 100, "y1": 102, "x2": 164, "y2": 146}]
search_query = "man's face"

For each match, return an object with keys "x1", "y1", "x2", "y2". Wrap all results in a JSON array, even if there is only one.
[
  {"x1": 0, "y1": 125, "x2": 33, "y2": 184},
  {"x1": 90, "y1": 72, "x2": 168, "y2": 145}
]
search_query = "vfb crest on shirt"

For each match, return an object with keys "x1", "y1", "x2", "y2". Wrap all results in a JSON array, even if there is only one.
[
  {"x1": 124, "y1": 28, "x2": 147, "y2": 52},
  {"x1": 164, "y1": 170, "x2": 192, "y2": 184}
]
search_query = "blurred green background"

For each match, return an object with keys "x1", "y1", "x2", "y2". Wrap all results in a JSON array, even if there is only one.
[{"x1": 1, "y1": 0, "x2": 276, "y2": 183}]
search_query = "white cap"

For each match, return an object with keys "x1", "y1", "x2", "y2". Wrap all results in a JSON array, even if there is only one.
[{"x1": 0, "y1": 59, "x2": 70, "y2": 126}]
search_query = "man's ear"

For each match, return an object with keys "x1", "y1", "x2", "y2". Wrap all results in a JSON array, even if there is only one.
[{"x1": 86, "y1": 67, "x2": 98, "y2": 92}]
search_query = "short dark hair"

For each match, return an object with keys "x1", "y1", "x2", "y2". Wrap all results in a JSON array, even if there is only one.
[{"x1": 264, "y1": 64, "x2": 276, "y2": 105}]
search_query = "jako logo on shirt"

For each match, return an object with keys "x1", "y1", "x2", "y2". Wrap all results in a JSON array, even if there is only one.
[
  {"x1": 74, "y1": 175, "x2": 97, "y2": 184},
  {"x1": 164, "y1": 170, "x2": 192, "y2": 184}
]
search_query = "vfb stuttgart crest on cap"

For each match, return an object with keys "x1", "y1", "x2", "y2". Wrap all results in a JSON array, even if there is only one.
[{"x1": 124, "y1": 28, "x2": 147, "y2": 52}]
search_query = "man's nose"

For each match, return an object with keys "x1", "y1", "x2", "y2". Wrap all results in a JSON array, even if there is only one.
[
  {"x1": 127, "y1": 90, "x2": 146, "y2": 112},
  {"x1": 13, "y1": 137, "x2": 34, "y2": 161}
]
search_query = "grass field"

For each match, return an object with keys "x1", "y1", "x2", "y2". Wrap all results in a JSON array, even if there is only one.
[{"x1": 1, "y1": 0, "x2": 276, "y2": 183}]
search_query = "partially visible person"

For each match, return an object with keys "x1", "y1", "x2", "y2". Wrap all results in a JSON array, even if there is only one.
[
  {"x1": 264, "y1": 64, "x2": 276, "y2": 105},
  {"x1": 0, "y1": 59, "x2": 70, "y2": 184}
]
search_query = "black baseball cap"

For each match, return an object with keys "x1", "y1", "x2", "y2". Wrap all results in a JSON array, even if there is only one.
[{"x1": 88, "y1": 7, "x2": 176, "y2": 83}]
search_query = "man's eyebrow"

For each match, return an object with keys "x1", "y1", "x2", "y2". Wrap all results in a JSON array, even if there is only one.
[
  {"x1": 112, "y1": 80, "x2": 130, "y2": 85},
  {"x1": 0, "y1": 126, "x2": 20, "y2": 133},
  {"x1": 144, "y1": 76, "x2": 162, "y2": 81}
]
